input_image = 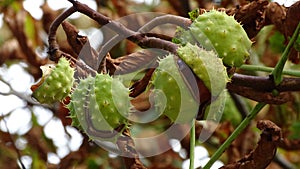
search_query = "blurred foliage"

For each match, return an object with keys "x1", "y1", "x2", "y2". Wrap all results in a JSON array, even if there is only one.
[
  {"x1": 290, "y1": 121, "x2": 300, "y2": 139},
  {"x1": 269, "y1": 31, "x2": 285, "y2": 54},
  {"x1": 221, "y1": 93, "x2": 242, "y2": 127}
]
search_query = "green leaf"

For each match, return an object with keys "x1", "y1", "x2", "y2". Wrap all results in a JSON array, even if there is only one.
[
  {"x1": 31, "y1": 150, "x2": 47, "y2": 169},
  {"x1": 269, "y1": 31, "x2": 285, "y2": 53},
  {"x1": 188, "y1": 8, "x2": 200, "y2": 21},
  {"x1": 24, "y1": 15, "x2": 37, "y2": 46},
  {"x1": 0, "y1": 0, "x2": 15, "y2": 7},
  {"x1": 289, "y1": 121, "x2": 300, "y2": 139},
  {"x1": 221, "y1": 93, "x2": 242, "y2": 127}
]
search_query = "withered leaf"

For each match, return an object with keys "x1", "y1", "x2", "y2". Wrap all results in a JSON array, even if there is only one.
[
  {"x1": 221, "y1": 120, "x2": 282, "y2": 169},
  {"x1": 113, "y1": 49, "x2": 166, "y2": 75},
  {"x1": 286, "y1": 1, "x2": 300, "y2": 63}
]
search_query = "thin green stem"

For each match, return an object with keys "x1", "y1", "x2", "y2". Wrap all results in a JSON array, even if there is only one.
[
  {"x1": 203, "y1": 102, "x2": 266, "y2": 169},
  {"x1": 272, "y1": 22, "x2": 300, "y2": 85},
  {"x1": 189, "y1": 118, "x2": 195, "y2": 169},
  {"x1": 240, "y1": 65, "x2": 300, "y2": 77}
]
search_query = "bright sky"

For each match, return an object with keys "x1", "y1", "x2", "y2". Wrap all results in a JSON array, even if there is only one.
[{"x1": 0, "y1": 0, "x2": 298, "y2": 168}]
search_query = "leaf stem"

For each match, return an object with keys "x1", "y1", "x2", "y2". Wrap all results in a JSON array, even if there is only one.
[
  {"x1": 271, "y1": 22, "x2": 300, "y2": 85},
  {"x1": 189, "y1": 119, "x2": 195, "y2": 169},
  {"x1": 203, "y1": 102, "x2": 266, "y2": 169},
  {"x1": 240, "y1": 65, "x2": 300, "y2": 77}
]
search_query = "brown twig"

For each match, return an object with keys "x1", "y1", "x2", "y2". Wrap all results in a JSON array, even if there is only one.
[
  {"x1": 48, "y1": 0, "x2": 183, "y2": 76},
  {"x1": 116, "y1": 129, "x2": 147, "y2": 169},
  {"x1": 278, "y1": 138, "x2": 300, "y2": 150},
  {"x1": 47, "y1": 9, "x2": 98, "y2": 77},
  {"x1": 227, "y1": 74, "x2": 300, "y2": 104},
  {"x1": 227, "y1": 85, "x2": 291, "y2": 104},
  {"x1": 48, "y1": 6, "x2": 77, "y2": 62},
  {"x1": 229, "y1": 73, "x2": 300, "y2": 92},
  {"x1": 69, "y1": 0, "x2": 186, "y2": 61}
]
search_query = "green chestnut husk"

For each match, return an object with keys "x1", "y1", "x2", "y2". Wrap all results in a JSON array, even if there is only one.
[
  {"x1": 151, "y1": 54, "x2": 199, "y2": 123},
  {"x1": 67, "y1": 74, "x2": 130, "y2": 139},
  {"x1": 177, "y1": 43, "x2": 229, "y2": 97},
  {"x1": 32, "y1": 57, "x2": 74, "y2": 104},
  {"x1": 190, "y1": 10, "x2": 252, "y2": 67}
]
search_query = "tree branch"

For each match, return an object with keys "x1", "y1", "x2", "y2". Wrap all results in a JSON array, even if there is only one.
[
  {"x1": 230, "y1": 73, "x2": 300, "y2": 92},
  {"x1": 48, "y1": 6, "x2": 77, "y2": 61},
  {"x1": 227, "y1": 73, "x2": 300, "y2": 104}
]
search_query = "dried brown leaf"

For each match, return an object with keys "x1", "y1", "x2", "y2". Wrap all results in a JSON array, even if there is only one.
[
  {"x1": 226, "y1": 0, "x2": 269, "y2": 38},
  {"x1": 285, "y1": 1, "x2": 300, "y2": 63},
  {"x1": 62, "y1": 21, "x2": 87, "y2": 55},
  {"x1": 221, "y1": 120, "x2": 282, "y2": 169},
  {"x1": 113, "y1": 50, "x2": 163, "y2": 75}
]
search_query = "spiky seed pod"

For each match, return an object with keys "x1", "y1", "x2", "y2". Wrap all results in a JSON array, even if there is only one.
[
  {"x1": 67, "y1": 76, "x2": 94, "y2": 131},
  {"x1": 94, "y1": 74, "x2": 130, "y2": 129},
  {"x1": 152, "y1": 54, "x2": 199, "y2": 123},
  {"x1": 66, "y1": 101, "x2": 82, "y2": 130},
  {"x1": 177, "y1": 43, "x2": 229, "y2": 97},
  {"x1": 190, "y1": 10, "x2": 252, "y2": 67},
  {"x1": 68, "y1": 74, "x2": 130, "y2": 138},
  {"x1": 32, "y1": 57, "x2": 74, "y2": 104}
]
